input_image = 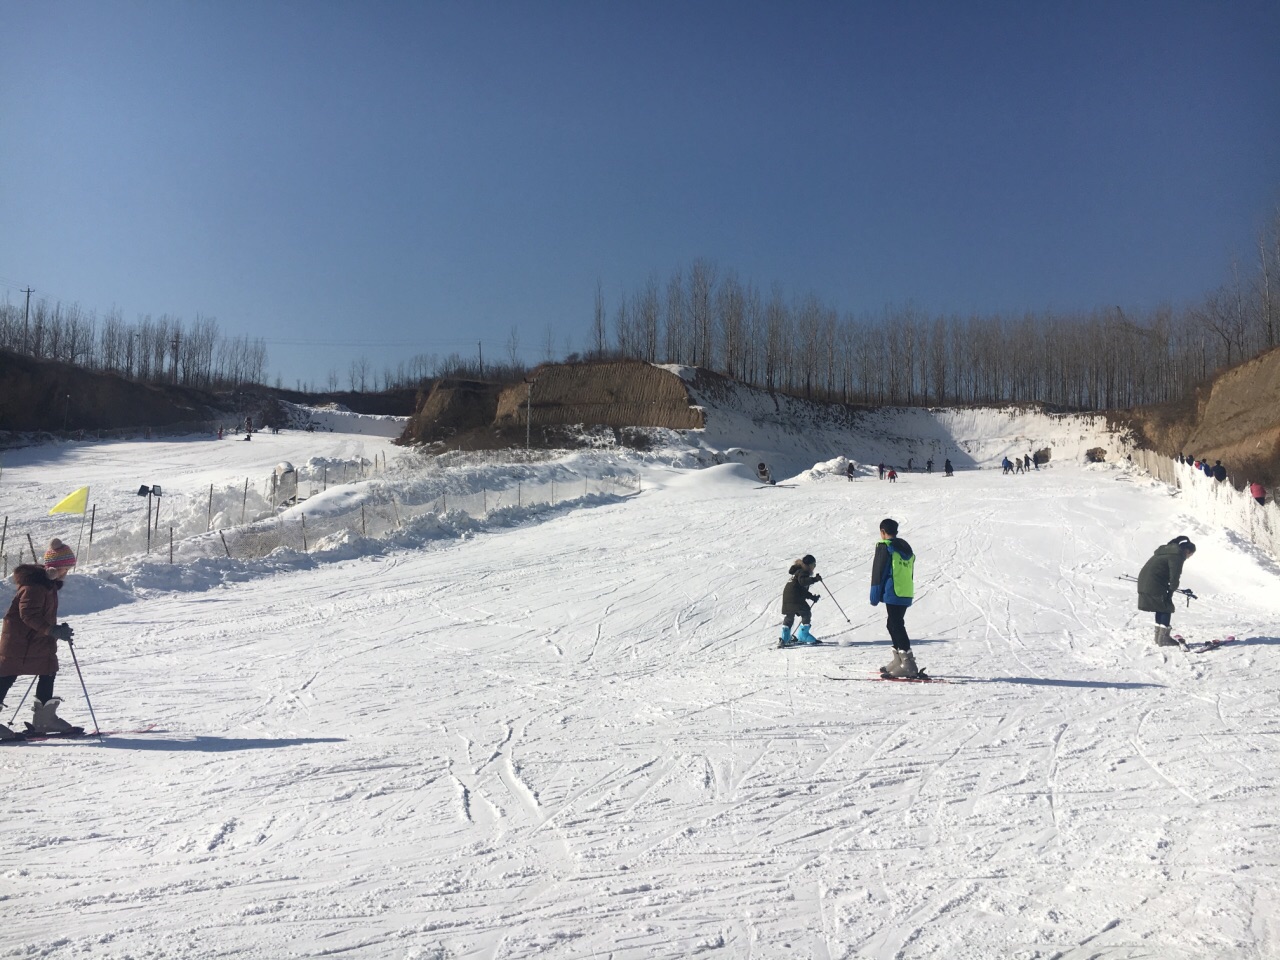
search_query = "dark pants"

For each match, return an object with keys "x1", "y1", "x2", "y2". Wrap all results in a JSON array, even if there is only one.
[
  {"x1": 783, "y1": 609, "x2": 811, "y2": 627},
  {"x1": 0, "y1": 675, "x2": 55, "y2": 705},
  {"x1": 1154, "y1": 612, "x2": 1172, "y2": 627},
  {"x1": 886, "y1": 604, "x2": 910, "y2": 650}
]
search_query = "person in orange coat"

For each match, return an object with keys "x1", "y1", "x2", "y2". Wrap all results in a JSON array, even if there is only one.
[{"x1": 0, "y1": 540, "x2": 80, "y2": 739}]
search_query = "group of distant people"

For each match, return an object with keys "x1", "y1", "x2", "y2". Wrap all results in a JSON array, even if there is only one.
[
  {"x1": 1001, "y1": 453, "x2": 1038, "y2": 475},
  {"x1": 1176, "y1": 453, "x2": 1266, "y2": 505},
  {"x1": 874, "y1": 458, "x2": 953, "y2": 482}
]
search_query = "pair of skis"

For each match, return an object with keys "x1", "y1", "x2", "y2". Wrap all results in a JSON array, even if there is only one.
[
  {"x1": 776, "y1": 636, "x2": 951, "y2": 682},
  {"x1": 1, "y1": 724, "x2": 156, "y2": 745},
  {"x1": 1175, "y1": 635, "x2": 1237, "y2": 653}
]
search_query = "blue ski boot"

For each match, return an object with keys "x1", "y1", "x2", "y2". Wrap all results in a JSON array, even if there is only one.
[
  {"x1": 795, "y1": 624, "x2": 819, "y2": 644},
  {"x1": 779, "y1": 626, "x2": 793, "y2": 646}
]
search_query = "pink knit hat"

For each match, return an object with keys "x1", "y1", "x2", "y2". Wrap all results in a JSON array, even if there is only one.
[{"x1": 43, "y1": 539, "x2": 77, "y2": 570}]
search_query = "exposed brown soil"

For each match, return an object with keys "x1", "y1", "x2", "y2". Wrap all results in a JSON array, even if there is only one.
[
  {"x1": 0, "y1": 350, "x2": 421, "y2": 438},
  {"x1": 0, "y1": 349, "x2": 225, "y2": 433},
  {"x1": 397, "y1": 380, "x2": 506, "y2": 446},
  {"x1": 398, "y1": 362, "x2": 704, "y2": 449},
  {"x1": 1119, "y1": 344, "x2": 1280, "y2": 488},
  {"x1": 494, "y1": 361, "x2": 704, "y2": 431}
]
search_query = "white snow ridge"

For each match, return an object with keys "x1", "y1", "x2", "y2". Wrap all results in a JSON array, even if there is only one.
[{"x1": 0, "y1": 399, "x2": 1277, "y2": 959}]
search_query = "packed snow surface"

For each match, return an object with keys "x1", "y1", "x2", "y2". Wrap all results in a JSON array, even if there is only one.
[{"x1": 1, "y1": 411, "x2": 1278, "y2": 959}]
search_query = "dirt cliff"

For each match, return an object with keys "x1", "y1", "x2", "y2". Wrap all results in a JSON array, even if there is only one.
[
  {"x1": 1122, "y1": 344, "x2": 1280, "y2": 488},
  {"x1": 399, "y1": 362, "x2": 704, "y2": 448}
]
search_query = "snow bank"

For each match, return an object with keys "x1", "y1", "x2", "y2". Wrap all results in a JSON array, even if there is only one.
[{"x1": 1131, "y1": 448, "x2": 1280, "y2": 561}]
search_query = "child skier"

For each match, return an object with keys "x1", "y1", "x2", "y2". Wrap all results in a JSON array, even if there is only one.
[
  {"x1": 0, "y1": 540, "x2": 80, "y2": 740},
  {"x1": 780, "y1": 555, "x2": 822, "y2": 645},
  {"x1": 870, "y1": 519, "x2": 923, "y2": 678}
]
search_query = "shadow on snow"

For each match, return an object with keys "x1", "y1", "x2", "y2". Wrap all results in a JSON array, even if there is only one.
[{"x1": 92, "y1": 735, "x2": 346, "y2": 752}]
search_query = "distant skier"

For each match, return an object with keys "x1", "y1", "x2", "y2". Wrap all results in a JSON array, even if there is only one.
[
  {"x1": 1212, "y1": 460, "x2": 1227, "y2": 482},
  {"x1": 944, "y1": 458, "x2": 953, "y2": 477},
  {"x1": 1001, "y1": 457, "x2": 1012, "y2": 475},
  {"x1": 926, "y1": 458, "x2": 933, "y2": 474},
  {"x1": 845, "y1": 462, "x2": 855, "y2": 482},
  {"x1": 780, "y1": 555, "x2": 822, "y2": 646},
  {"x1": 0, "y1": 540, "x2": 81, "y2": 740},
  {"x1": 756, "y1": 462, "x2": 774, "y2": 485},
  {"x1": 878, "y1": 462, "x2": 886, "y2": 480},
  {"x1": 1250, "y1": 480, "x2": 1266, "y2": 505},
  {"x1": 887, "y1": 468, "x2": 898, "y2": 483},
  {"x1": 1024, "y1": 454, "x2": 1032, "y2": 471},
  {"x1": 871, "y1": 518, "x2": 922, "y2": 678},
  {"x1": 1136, "y1": 535, "x2": 1196, "y2": 647},
  {"x1": 907, "y1": 458, "x2": 913, "y2": 472},
  {"x1": 1015, "y1": 458, "x2": 1024, "y2": 474}
]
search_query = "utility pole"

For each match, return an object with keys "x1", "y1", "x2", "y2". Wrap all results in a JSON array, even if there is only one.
[
  {"x1": 478, "y1": 340, "x2": 484, "y2": 380},
  {"x1": 525, "y1": 378, "x2": 535, "y2": 450},
  {"x1": 171, "y1": 332, "x2": 181, "y2": 383},
  {"x1": 22, "y1": 288, "x2": 33, "y2": 354}
]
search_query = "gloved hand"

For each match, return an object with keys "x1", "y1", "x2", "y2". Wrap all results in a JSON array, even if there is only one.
[
  {"x1": 811, "y1": 574, "x2": 823, "y2": 582},
  {"x1": 810, "y1": 595, "x2": 821, "y2": 604},
  {"x1": 50, "y1": 622, "x2": 74, "y2": 643}
]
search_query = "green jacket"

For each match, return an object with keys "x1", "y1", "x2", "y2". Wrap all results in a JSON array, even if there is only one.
[{"x1": 1136, "y1": 544, "x2": 1186, "y2": 614}]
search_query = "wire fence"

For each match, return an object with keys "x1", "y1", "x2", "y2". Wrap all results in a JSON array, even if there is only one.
[{"x1": 1, "y1": 451, "x2": 640, "y2": 574}]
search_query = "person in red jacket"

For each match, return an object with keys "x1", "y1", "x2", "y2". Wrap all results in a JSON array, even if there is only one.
[{"x1": 1250, "y1": 481, "x2": 1267, "y2": 506}]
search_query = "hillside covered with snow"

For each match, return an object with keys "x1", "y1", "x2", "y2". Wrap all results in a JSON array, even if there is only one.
[{"x1": 1, "y1": 399, "x2": 1277, "y2": 959}]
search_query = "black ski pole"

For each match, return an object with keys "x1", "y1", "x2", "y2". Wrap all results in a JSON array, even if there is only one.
[
  {"x1": 8, "y1": 676, "x2": 37, "y2": 725},
  {"x1": 817, "y1": 580, "x2": 851, "y2": 623},
  {"x1": 65, "y1": 637, "x2": 102, "y2": 740}
]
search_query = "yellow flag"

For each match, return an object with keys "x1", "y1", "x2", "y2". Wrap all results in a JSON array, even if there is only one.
[{"x1": 49, "y1": 486, "x2": 90, "y2": 515}]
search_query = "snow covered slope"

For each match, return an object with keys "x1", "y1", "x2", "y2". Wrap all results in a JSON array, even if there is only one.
[
  {"x1": 1, "y1": 417, "x2": 1277, "y2": 958},
  {"x1": 664, "y1": 366, "x2": 1125, "y2": 481}
]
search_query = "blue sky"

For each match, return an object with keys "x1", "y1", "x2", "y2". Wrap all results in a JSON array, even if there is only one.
[{"x1": 2, "y1": 1, "x2": 1277, "y2": 386}]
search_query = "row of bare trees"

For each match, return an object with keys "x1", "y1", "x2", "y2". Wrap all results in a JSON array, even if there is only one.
[
  {"x1": 598, "y1": 211, "x2": 1280, "y2": 410},
  {"x1": 0, "y1": 301, "x2": 269, "y2": 388}
]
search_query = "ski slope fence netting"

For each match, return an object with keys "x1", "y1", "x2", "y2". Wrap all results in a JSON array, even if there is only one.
[
  {"x1": 1130, "y1": 446, "x2": 1280, "y2": 561},
  {"x1": 0, "y1": 449, "x2": 641, "y2": 572}
]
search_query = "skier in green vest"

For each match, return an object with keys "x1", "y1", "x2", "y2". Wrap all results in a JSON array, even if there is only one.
[{"x1": 870, "y1": 518, "x2": 922, "y2": 678}]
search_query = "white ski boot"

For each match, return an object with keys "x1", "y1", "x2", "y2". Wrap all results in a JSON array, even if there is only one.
[
  {"x1": 883, "y1": 650, "x2": 921, "y2": 679},
  {"x1": 28, "y1": 698, "x2": 80, "y2": 735}
]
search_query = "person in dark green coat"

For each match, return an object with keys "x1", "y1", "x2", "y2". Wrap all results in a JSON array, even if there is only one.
[
  {"x1": 780, "y1": 555, "x2": 822, "y2": 645},
  {"x1": 1136, "y1": 535, "x2": 1196, "y2": 646}
]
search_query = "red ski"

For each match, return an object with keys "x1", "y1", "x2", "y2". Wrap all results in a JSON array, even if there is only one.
[
  {"x1": 2, "y1": 724, "x2": 158, "y2": 745},
  {"x1": 827, "y1": 673, "x2": 955, "y2": 684}
]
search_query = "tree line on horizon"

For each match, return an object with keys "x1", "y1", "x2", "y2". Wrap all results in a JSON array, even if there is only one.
[
  {"x1": 4, "y1": 208, "x2": 1276, "y2": 409},
  {"x1": 589, "y1": 212, "x2": 1280, "y2": 411},
  {"x1": 0, "y1": 302, "x2": 269, "y2": 389}
]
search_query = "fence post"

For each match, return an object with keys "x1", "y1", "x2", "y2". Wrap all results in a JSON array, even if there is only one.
[
  {"x1": 27, "y1": 533, "x2": 37, "y2": 562},
  {"x1": 241, "y1": 478, "x2": 249, "y2": 524},
  {"x1": 207, "y1": 483, "x2": 214, "y2": 532},
  {"x1": 219, "y1": 531, "x2": 231, "y2": 558},
  {"x1": 391, "y1": 496, "x2": 401, "y2": 528},
  {"x1": 301, "y1": 514, "x2": 308, "y2": 552},
  {"x1": 361, "y1": 504, "x2": 366, "y2": 536},
  {"x1": 85, "y1": 505, "x2": 96, "y2": 565},
  {"x1": 0, "y1": 516, "x2": 6, "y2": 559},
  {"x1": 323, "y1": 465, "x2": 328, "y2": 491},
  {"x1": 169, "y1": 526, "x2": 174, "y2": 564},
  {"x1": 518, "y1": 482, "x2": 521, "y2": 507}
]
